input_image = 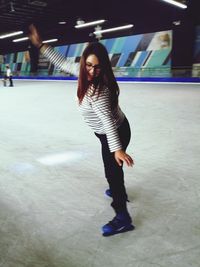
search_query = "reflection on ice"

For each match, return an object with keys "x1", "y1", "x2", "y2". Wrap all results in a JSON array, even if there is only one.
[
  {"x1": 37, "y1": 151, "x2": 85, "y2": 166},
  {"x1": 9, "y1": 162, "x2": 36, "y2": 174}
]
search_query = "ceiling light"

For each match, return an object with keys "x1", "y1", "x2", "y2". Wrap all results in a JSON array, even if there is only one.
[
  {"x1": 28, "y1": 0, "x2": 47, "y2": 7},
  {"x1": 0, "y1": 31, "x2": 23, "y2": 39},
  {"x1": 42, "y1": 39, "x2": 58, "y2": 43},
  {"x1": 173, "y1": 20, "x2": 181, "y2": 25},
  {"x1": 93, "y1": 24, "x2": 134, "y2": 35},
  {"x1": 13, "y1": 37, "x2": 29, "y2": 42},
  {"x1": 10, "y1": 1, "x2": 15, "y2": 12},
  {"x1": 58, "y1": 21, "x2": 66, "y2": 24},
  {"x1": 75, "y1": 19, "x2": 106, "y2": 28},
  {"x1": 76, "y1": 18, "x2": 85, "y2": 25},
  {"x1": 161, "y1": 0, "x2": 187, "y2": 9},
  {"x1": 93, "y1": 25, "x2": 102, "y2": 40}
]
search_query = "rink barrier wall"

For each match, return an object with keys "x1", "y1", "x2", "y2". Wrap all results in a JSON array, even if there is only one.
[{"x1": 9, "y1": 76, "x2": 200, "y2": 83}]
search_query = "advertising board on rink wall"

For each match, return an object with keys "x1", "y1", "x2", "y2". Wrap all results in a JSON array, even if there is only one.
[{"x1": 0, "y1": 28, "x2": 200, "y2": 78}]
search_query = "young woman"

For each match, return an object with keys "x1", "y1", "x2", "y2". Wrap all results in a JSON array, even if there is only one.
[{"x1": 29, "y1": 24, "x2": 135, "y2": 236}]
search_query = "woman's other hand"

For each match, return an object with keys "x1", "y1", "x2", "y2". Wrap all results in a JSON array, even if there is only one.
[
  {"x1": 28, "y1": 24, "x2": 43, "y2": 48},
  {"x1": 114, "y1": 149, "x2": 134, "y2": 167}
]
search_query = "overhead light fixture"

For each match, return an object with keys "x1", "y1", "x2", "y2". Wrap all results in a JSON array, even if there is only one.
[
  {"x1": 93, "y1": 25, "x2": 102, "y2": 40},
  {"x1": 76, "y1": 18, "x2": 85, "y2": 26},
  {"x1": 0, "y1": 31, "x2": 23, "y2": 39},
  {"x1": 75, "y1": 19, "x2": 106, "y2": 28},
  {"x1": 13, "y1": 37, "x2": 29, "y2": 42},
  {"x1": 93, "y1": 24, "x2": 134, "y2": 35},
  {"x1": 10, "y1": 1, "x2": 15, "y2": 12},
  {"x1": 42, "y1": 39, "x2": 58, "y2": 43},
  {"x1": 28, "y1": 0, "x2": 47, "y2": 7},
  {"x1": 58, "y1": 21, "x2": 67, "y2": 24},
  {"x1": 173, "y1": 20, "x2": 181, "y2": 25},
  {"x1": 161, "y1": 0, "x2": 187, "y2": 9}
]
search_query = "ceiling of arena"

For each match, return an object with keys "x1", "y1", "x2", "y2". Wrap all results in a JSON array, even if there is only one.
[{"x1": 0, "y1": 0, "x2": 199, "y2": 54}]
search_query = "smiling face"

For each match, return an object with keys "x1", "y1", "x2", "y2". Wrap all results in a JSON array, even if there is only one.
[{"x1": 85, "y1": 54, "x2": 101, "y2": 81}]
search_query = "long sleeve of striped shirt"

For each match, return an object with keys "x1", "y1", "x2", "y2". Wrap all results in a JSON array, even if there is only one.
[
  {"x1": 91, "y1": 89, "x2": 124, "y2": 152},
  {"x1": 42, "y1": 46, "x2": 79, "y2": 76}
]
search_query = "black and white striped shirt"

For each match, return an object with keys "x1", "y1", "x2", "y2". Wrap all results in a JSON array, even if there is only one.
[{"x1": 42, "y1": 46, "x2": 125, "y2": 152}]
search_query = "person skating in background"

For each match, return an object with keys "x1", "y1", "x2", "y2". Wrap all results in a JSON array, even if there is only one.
[
  {"x1": 29, "y1": 24, "x2": 135, "y2": 237},
  {"x1": 3, "y1": 65, "x2": 14, "y2": 87}
]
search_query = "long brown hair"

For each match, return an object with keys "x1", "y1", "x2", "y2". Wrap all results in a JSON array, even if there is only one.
[{"x1": 77, "y1": 42, "x2": 119, "y2": 110}]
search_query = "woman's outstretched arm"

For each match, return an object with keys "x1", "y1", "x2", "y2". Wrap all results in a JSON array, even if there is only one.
[
  {"x1": 29, "y1": 24, "x2": 44, "y2": 48},
  {"x1": 28, "y1": 24, "x2": 79, "y2": 76}
]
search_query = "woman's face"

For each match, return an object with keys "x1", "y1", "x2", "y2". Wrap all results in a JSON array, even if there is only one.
[{"x1": 85, "y1": 54, "x2": 101, "y2": 81}]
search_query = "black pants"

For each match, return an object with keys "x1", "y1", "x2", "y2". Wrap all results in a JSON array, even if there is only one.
[
  {"x1": 95, "y1": 117, "x2": 131, "y2": 214},
  {"x1": 4, "y1": 75, "x2": 13, "y2": 86}
]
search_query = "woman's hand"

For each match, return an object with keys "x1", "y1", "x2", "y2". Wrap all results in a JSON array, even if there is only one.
[
  {"x1": 28, "y1": 24, "x2": 43, "y2": 48},
  {"x1": 114, "y1": 149, "x2": 134, "y2": 167}
]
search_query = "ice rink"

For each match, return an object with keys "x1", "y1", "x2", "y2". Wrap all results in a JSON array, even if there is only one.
[{"x1": 0, "y1": 80, "x2": 200, "y2": 267}]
